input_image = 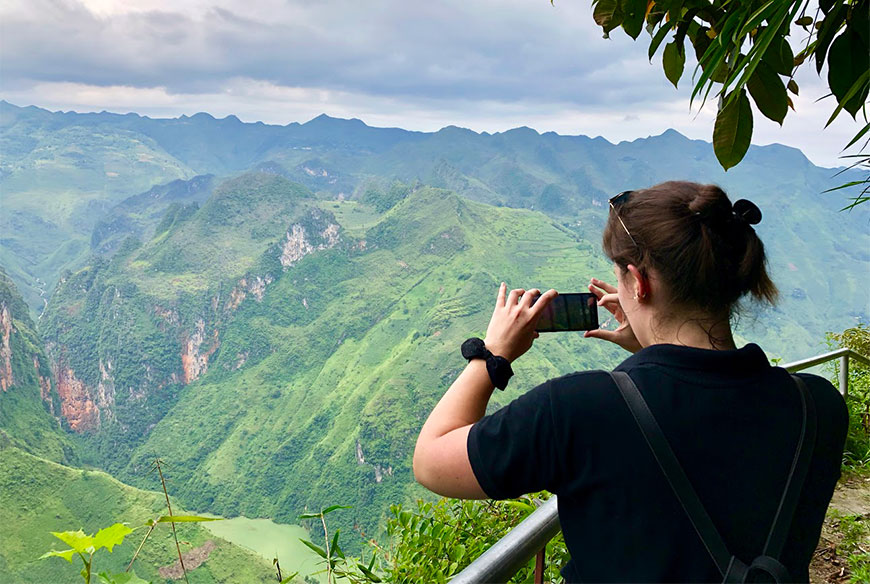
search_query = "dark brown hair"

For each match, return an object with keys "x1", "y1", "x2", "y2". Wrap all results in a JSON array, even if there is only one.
[{"x1": 602, "y1": 181, "x2": 777, "y2": 314}]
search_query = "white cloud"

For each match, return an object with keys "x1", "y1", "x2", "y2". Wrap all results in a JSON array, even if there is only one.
[{"x1": 0, "y1": 0, "x2": 863, "y2": 168}]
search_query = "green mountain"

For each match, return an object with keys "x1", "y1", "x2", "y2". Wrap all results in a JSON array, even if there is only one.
[
  {"x1": 0, "y1": 268, "x2": 75, "y2": 463},
  {"x1": 3, "y1": 101, "x2": 868, "y2": 558},
  {"x1": 0, "y1": 264, "x2": 275, "y2": 584},
  {"x1": 39, "y1": 175, "x2": 624, "y2": 539}
]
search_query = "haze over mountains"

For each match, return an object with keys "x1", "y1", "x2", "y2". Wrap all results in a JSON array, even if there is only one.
[{"x1": 1, "y1": 100, "x2": 867, "y2": 581}]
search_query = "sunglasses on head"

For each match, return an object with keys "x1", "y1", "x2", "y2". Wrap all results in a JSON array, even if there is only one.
[{"x1": 609, "y1": 190, "x2": 639, "y2": 248}]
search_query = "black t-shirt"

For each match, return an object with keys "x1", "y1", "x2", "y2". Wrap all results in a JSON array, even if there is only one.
[{"x1": 467, "y1": 343, "x2": 848, "y2": 583}]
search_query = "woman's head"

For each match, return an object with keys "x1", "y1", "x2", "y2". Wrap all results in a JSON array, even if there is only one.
[{"x1": 602, "y1": 181, "x2": 777, "y2": 317}]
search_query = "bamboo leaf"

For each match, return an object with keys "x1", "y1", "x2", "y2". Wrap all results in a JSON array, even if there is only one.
[
  {"x1": 713, "y1": 89, "x2": 753, "y2": 170},
  {"x1": 747, "y1": 61, "x2": 788, "y2": 124},
  {"x1": 843, "y1": 122, "x2": 870, "y2": 151},
  {"x1": 298, "y1": 512, "x2": 321, "y2": 520},
  {"x1": 357, "y1": 563, "x2": 382, "y2": 582},
  {"x1": 787, "y1": 79, "x2": 799, "y2": 95},
  {"x1": 648, "y1": 21, "x2": 674, "y2": 60},
  {"x1": 299, "y1": 539, "x2": 328, "y2": 559},
  {"x1": 321, "y1": 504, "x2": 352, "y2": 515},
  {"x1": 663, "y1": 41, "x2": 685, "y2": 88}
]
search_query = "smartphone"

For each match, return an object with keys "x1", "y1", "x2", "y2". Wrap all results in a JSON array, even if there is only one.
[{"x1": 533, "y1": 292, "x2": 599, "y2": 332}]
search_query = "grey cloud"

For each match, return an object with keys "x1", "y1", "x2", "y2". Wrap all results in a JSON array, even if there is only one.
[{"x1": 1, "y1": 0, "x2": 682, "y2": 107}]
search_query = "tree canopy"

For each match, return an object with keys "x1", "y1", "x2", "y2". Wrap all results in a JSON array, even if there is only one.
[{"x1": 587, "y1": 0, "x2": 869, "y2": 206}]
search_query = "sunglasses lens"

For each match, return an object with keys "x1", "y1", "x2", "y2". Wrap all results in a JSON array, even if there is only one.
[{"x1": 610, "y1": 190, "x2": 633, "y2": 207}]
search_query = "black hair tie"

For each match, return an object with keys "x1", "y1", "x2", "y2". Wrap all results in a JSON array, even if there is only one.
[
  {"x1": 732, "y1": 199, "x2": 762, "y2": 225},
  {"x1": 461, "y1": 337, "x2": 513, "y2": 390}
]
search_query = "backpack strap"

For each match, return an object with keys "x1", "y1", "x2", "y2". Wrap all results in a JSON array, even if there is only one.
[
  {"x1": 763, "y1": 375, "x2": 817, "y2": 558},
  {"x1": 610, "y1": 371, "x2": 817, "y2": 581},
  {"x1": 610, "y1": 370, "x2": 733, "y2": 577}
]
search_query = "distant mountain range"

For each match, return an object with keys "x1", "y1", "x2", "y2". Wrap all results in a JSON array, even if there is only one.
[{"x1": 1, "y1": 100, "x2": 867, "y2": 569}]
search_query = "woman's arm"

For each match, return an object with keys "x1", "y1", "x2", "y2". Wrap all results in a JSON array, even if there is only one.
[{"x1": 413, "y1": 283, "x2": 557, "y2": 499}]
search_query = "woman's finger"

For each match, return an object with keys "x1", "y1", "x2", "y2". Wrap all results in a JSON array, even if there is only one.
[
  {"x1": 597, "y1": 292, "x2": 621, "y2": 316},
  {"x1": 496, "y1": 282, "x2": 507, "y2": 308},
  {"x1": 507, "y1": 288, "x2": 524, "y2": 306},
  {"x1": 529, "y1": 289, "x2": 558, "y2": 317},
  {"x1": 590, "y1": 278, "x2": 618, "y2": 294},
  {"x1": 521, "y1": 288, "x2": 541, "y2": 308},
  {"x1": 587, "y1": 282, "x2": 605, "y2": 300}
]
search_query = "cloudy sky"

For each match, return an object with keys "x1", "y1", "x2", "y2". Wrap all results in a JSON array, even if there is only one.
[{"x1": 0, "y1": 0, "x2": 861, "y2": 167}]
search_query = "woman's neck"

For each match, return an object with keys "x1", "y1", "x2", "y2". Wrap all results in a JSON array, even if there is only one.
[{"x1": 641, "y1": 312, "x2": 736, "y2": 351}]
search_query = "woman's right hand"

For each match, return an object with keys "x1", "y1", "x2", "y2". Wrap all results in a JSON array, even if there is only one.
[{"x1": 584, "y1": 278, "x2": 643, "y2": 353}]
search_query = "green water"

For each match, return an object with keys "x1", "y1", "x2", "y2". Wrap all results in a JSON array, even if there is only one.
[{"x1": 199, "y1": 514, "x2": 326, "y2": 582}]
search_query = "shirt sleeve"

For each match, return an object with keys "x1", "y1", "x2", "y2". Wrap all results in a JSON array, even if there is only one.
[{"x1": 466, "y1": 381, "x2": 561, "y2": 499}]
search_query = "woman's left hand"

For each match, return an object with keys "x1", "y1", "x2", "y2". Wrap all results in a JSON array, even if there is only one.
[{"x1": 483, "y1": 283, "x2": 558, "y2": 362}]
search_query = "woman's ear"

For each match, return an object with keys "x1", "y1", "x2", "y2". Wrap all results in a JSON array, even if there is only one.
[{"x1": 626, "y1": 264, "x2": 649, "y2": 301}]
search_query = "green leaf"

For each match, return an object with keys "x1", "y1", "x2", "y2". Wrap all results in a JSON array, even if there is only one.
[
  {"x1": 825, "y1": 70, "x2": 870, "y2": 126},
  {"x1": 321, "y1": 504, "x2": 352, "y2": 515},
  {"x1": 92, "y1": 523, "x2": 133, "y2": 553},
  {"x1": 815, "y1": 2, "x2": 846, "y2": 74},
  {"x1": 620, "y1": 0, "x2": 646, "y2": 40},
  {"x1": 592, "y1": 0, "x2": 624, "y2": 35},
  {"x1": 97, "y1": 571, "x2": 150, "y2": 584},
  {"x1": 827, "y1": 29, "x2": 870, "y2": 117},
  {"x1": 648, "y1": 22, "x2": 674, "y2": 60},
  {"x1": 155, "y1": 515, "x2": 223, "y2": 523},
  {"x1": 747, "y1": 61, "x2": 788, "y2": 124},
  {"x1": 40, "y1": 549, "x2": 76, "y2": 563},
  {"x1": 713, "y1": 89, "x2": 753, "y2": 171},
  {"x1": 299, "y1": 539, "x2": 328, "y2": 559},
  {"x1": 763, "y1": 36, "x2": 794, "y2": 76},
  {"x1": 330, "y1": 529, "x2": 340, "y2": 557},
  {"x1": 298, "y1": 512, "x2": 321, "y2": 520},
  {"x1": 787, "y1": 79, "x2": 799, "y2": 95},
  {"x1": 279, "y1": 572, "x2": 299, "y2": 584},
  {"x1": 51, "y1": 530, "x2": 95, "y2": 554},
  {"x1": 357, "y1": 563, "x2": 382, "y2": 582},
  {"x1": 662, "y1": 41, "x2": 685, "y2": 88},
  {"x1": 795, "y1": 16, "x2": 813, "y2": 26}
]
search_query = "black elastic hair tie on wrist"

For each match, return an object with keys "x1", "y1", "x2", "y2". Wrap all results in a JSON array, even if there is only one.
[{"x1": 461, "y1": 337, "x2": 514, "y2": 390}]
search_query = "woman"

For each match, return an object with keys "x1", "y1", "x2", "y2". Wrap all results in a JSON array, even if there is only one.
[{"x1": 413, "y1": 181, "x2": 848, "y2": 582}]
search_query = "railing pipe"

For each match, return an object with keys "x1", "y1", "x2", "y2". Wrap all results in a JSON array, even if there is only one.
[
  {"x1": 451, "y1": 347, "x2": 869, "y2": 583},
  {"x1": 449, "y1": 497, "x2": 560, "y2": 584}
]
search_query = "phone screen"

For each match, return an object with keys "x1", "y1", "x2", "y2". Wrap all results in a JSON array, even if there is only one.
[{"x1": 534, "y1": 292, "x2": 599, "y2": 332}]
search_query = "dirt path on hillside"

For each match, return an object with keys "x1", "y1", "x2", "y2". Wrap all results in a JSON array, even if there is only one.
[{"x1": 810, "y1": 475, "x2": 870, "y2": 583}]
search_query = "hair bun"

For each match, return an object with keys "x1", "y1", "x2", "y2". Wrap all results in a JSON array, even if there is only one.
[{"x1": 733, "y1": 199, "x2": 762, "y2": 225}]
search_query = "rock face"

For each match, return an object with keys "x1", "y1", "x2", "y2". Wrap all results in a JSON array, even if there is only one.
[
  {"x1": 54, "y1": 362, "x2": 100, "y2": 431},
  {"x1": 0, "y1": 303, "x2": 13, "y2": 391},
  {"x1": 280, "y1": 216, "x2": 340, "y2": 268},
  {"x1": 158, "y1": 540, "x2": 217, "y2": 580},
  {"x1": 181, "y1": 319, "x2": 220, "y2": 384}
]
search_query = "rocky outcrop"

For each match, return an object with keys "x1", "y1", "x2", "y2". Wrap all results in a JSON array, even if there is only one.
[
  {"x1": 0, "y1": 303, "x2": 13, "y2": 391},
  {"x1": 181, "y1": 319, "x2": 220, "y2": 384},
  {"x1": 279, "y1": 220, "x2": 340, "y2": 268},
  {"x1": 225, "y1": 275, "x2": 274, "y2": 312},
  {"x1": 54, "y1": 364, "x2": 100, "y2": 431},
  {"x1": 33, "y1": 356, "x2": 52, "y2": 405},
  {"x1": 158, "y1": 540, "x2": 216, "y2": 580}
]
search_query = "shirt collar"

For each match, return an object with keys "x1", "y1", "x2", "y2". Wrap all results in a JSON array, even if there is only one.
[{"x1": 615, "y1": 342, "x2": 771, "y2": 375}]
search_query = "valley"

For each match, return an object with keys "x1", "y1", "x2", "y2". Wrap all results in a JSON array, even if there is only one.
[{"x1": 1, "y1": 101, "x2": 868, "y2": 581}]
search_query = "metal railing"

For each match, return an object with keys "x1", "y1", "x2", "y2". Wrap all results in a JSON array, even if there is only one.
[{"x1": 451, "y1": 348, "x2": 870, "y2": 584}]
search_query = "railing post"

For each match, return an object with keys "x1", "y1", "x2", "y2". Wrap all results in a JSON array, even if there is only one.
[
  {"x1": 534, "y1": 548, "x2": 545, "y2": 584},
  {"x1": 840, "y1": 354, "x2": 849, "y2": 397}
]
